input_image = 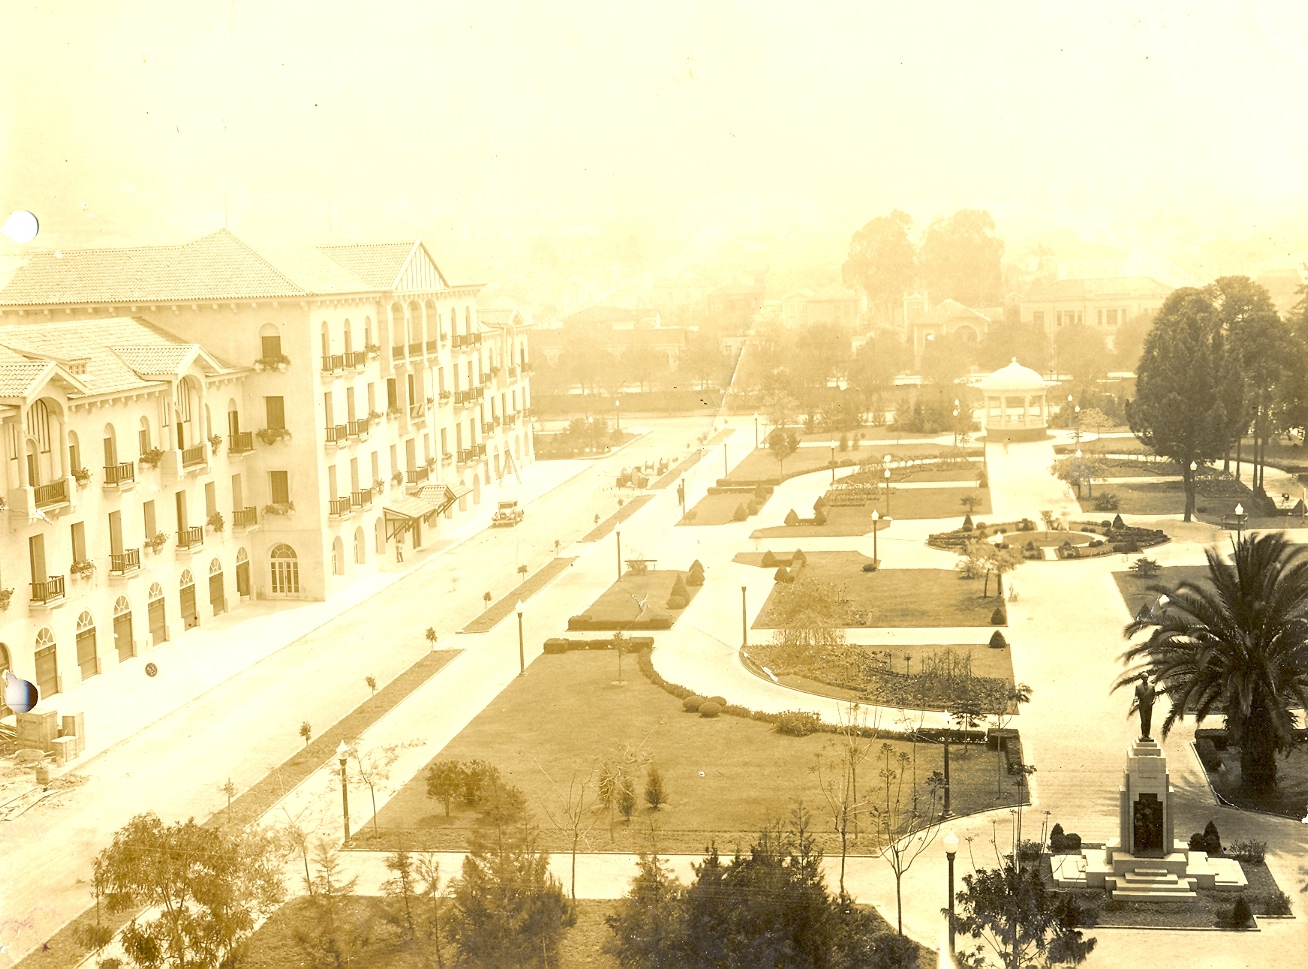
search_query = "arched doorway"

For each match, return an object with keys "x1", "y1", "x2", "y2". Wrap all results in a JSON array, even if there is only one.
[
  {"x1": 354, "y1": 527, "x2": 366, "y2": 565},
  {"x1": 180, "y1": 570, "x2": 199, "y2": 629},
  {"x1": 76, "y1": 611, "x2": 99, "y2": 680},
  {"x1": 114, "y1": 596, "x2": 134, "y2": 661},
  {"x1": 148, "y1": 583, "x2": 167, "y2": 645},
  {"x1": 35, "y1": 627, "x2": 57, "y2": 699},
  {"x1": 332, "y1": 537, "x2": 344, "y2": 576},
  {"x1": 235, "y1": 547, "x2": 251, "y2": 599},
  {"x1": 209, "y1": 557, "x2": 226, "y2": 616},
  {"x1": 0, "y1": 643, "x2": 11, "y2": 716},
  {"x1": 270, "y1": 544, "x2": 299, "y2": 596}
]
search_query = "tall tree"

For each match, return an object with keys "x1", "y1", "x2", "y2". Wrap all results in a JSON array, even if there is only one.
[
  {"x1": 954, "y1": 859, "x2": 1097, "y2": 969},
  {"x1": 918, "y1": 209, "x2": 1005, "y2": 308},
  {"x1": 1054, "y1": 323, "x2": 1111, "y2": 387},
  {"x1": 1117, "y1": 533, "x2": 1308, "y2": 794},
  {"x1": 977, "y1": 321, "x2": 1049, "y2": 373},
  {"x1": 1112, "y1": 310, "x2": 1155, "y2": 372},
  {"x1": 1126, "y1": 287, "x2": 1245, "y2": 521},
  {"x1": 92, "y1": 814, "x2": 285, "y2": 969},
  {"x1": 842, "y1": 210, "x2": 918, "y2": 327},
  {"x1": 848, "y1": 334, "x2": 907, "y2": 423}
]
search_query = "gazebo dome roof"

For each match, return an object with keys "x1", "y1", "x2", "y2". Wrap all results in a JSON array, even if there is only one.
[{"x1": 981, "y1": 358, "x2": 1047, "y2": 392}]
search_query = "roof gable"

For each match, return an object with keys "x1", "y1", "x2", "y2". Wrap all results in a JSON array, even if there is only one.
[{"x1": 319, "y1": 241, "x2": 451, "y2": 292}]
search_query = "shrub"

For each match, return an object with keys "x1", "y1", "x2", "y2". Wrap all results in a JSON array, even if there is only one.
[
  {"x1": 707, "y1": 695, "x2": 727, "y2": 706},
  {"x1": 761, "y1": 550, "x2": 778, "y2": 567},
  {"x1": 1094, "y1": 493, "x2": 1120, "y2": 511},
  {"x1": 686, "y1": 570, "x2": 704, "y2": 587},
  {"x1": 1223, "y1": 895, "x2": 1254, "y2": 929},
  {"x1": 1203, "y1": 820, "x2": 1222, "y2": 855},
  {"x1": 962, "y1": 513, "x2": 974, "y2": 532},
  {"x1": 839, "y1": 432, "x2": 849, "y2": 451},
  {"x1": 775, "y1": 710, "x2": 822, "y2": 736},
  {"x1": 683, "y1": 696, "x2": 706, "y2": 712},
  {"x1": 978, "y1": 471, "x2": 989, "y2": 487},
  {"x1": 689, "y1": 559, "x2": 705, "y2": 575},
  {"x1": 670, "y1": 573, "x2": 690, "y2": 601},
  {"x1": 644, "y1": 765, "x2": 667, "y2": 810},
  {"x1": 1131, "y1": 557, "x2": 1161, "y2": 577},
  {"x1": 699, "y1": 701, "x2": 722, "y2": 718},
  {"x1": 543, "y1": 639, "x2": 569, "y2": 655},
  {"x1": 990, "y1": 606, "x2": 1005, "y2": 625},
  {"x1": 1112, "y1": 513, "x2": 1126, "y2": 529},
  {"x1": 746, "y1": 501, "x2": 760, "y2": 516},
  {"x1": 1049, "y1": 826, "x2": 1082, "y2": 853},
  {"x1": 813, "y1": 508, "x2": 828, "y2": 525},
  {"x1": 666, "y1": 595, "x2": 687, "y2": 609},
  {"x1": 813, "y1": 495, "x2": 828, "y2": 513},
  {"x1": 974, "y1": 521, "x2": 988, "y2": 533},
  {"x1": 784, "y1": 509, "x2": 800, "y2": 526},
  {"x1": 1260, "y1": 890, "x2": 1292, "y2": 917},
  {"x1": 754, "y1": 484, "x2": 769, "y2": 500},
  {"x1": 733, "y1": 503, "x2": 749, "y2": 521},
  {"x1": 1229, "y1": 840, "x2": 1266, "y2": 865},
  {"x1": 861, "y1": 562, "x2": 877, "y2": 572},
  {"x1": 792, "y1": 549, "x2": 807, "y2": 566},
  {"x1": 988, "y1": 630, "x2": 1008, "y2": 649},
  {"x1": 1195, "y1": 738, "x2": 1222, "y2": 772},
  {"x1": 774, "y1": 567, "x2": 790, "y2": 582},
  {"x1": 1017, "y1": 840, "x2": 1044, "y2": 865}
]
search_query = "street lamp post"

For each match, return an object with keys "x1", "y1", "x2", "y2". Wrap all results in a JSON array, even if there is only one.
[
  {"x1": 753, "y1": 412, "x2": 759, "y2": 449},
  {"x1": 336, "y1": 740, "x2": 352, "y2": 846},
  {"x1": 944, "y1": 831, "x2": 959, "y2": 956},
  {"x1": 515, "y1": 600, "x2": 525, "y2": 675},
  {"x1": 871, "y1": 509, "x2": 880, "y2": 567},
  {"x1": 615, "y1": 528, "x2": 622, "y2": 581},
  {"x1": 1074, "y1": 404, "x2": 1081, "y2": 444},
  {"x1": 741, "y1": 585, "x2": 748, "y2": 647},
  {"x1": 614, "y1": 397, "x2": 620, "y2": 433},
  {"x1": 723, "y1": 442, "x2": 729, "y2": 476},
  {"x1": 952, "y1": 399, "x2": 960, "y2": 447},
  {"x1": 884, "y1": 467, "x2": 892, "y2": 516},
  {"x1": 1234, "y1": 502, "x2": 1245, "y2": 543},
  {"x1": 831, "y1": 445, "x2": 836, "y2": 484}
]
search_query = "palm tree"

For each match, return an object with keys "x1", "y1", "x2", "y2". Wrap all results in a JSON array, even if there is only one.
[{"x1": 1115, "y1": 533, "x2": 1308, "y2": 794}]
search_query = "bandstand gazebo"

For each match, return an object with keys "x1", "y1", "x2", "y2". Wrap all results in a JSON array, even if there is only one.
[{"x1": 980, "y1": 358, "x2": 1049, "y2": 441}]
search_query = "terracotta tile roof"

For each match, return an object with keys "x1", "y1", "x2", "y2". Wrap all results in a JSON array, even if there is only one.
[
  {"x1": 318, "y1": 242, "x2": 417, "y2": 289},
  {"x1": 0, "y1": 229, "x2": 375, "y2": 306},
  {"x1": 0, "y1": 360, "x2": 57, "y2": 398},
  {"x1": 478, "y1": 307, "x2": 531, "y2": 329},
  {"x1": 109, "y1": 344, "x2": 196, "y2": 377}
]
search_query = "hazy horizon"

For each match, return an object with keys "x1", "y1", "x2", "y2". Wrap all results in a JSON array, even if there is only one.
[{"x1": 4, "y1": 1, "x2": 1308, "y2": 282}]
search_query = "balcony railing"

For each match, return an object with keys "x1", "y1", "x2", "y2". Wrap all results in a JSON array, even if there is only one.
[
  {"x1": 177, "y1": 525, "x2": 205, "y2": 550},
  {"x1": 30, "y1": 575, "x2": 65, "y2": 605},
  {"x1": 470, "y1": 332, "x2": 483, "y2": 345},
  {"x1": 391, "y1": 344, "x2": 405, "y2": 361},
  {"x1": 426, "y1": 339, "x2": 439, "y2": 353},
  {"x1": 329, "y1": 496, "x2": 352, "y2": 518},
  {"x1": 110, "y1": 549, "x2": 141, "y2": 575},
  {"x1": 455, "y1": 388, "x2": 480, "y2": 406},
  {"x1": 351, "y1": 489, "x2": 373, "y2": 509},
  {"x1": 504, "y1": 412, "x2": 518, "y2": 426},
  {"x1": 457, "y1": 449, "x2": 472, "y2": 464},
  {"x1": 480, "y1": 372, "x2": 492, "y2": 386},
  {"x1": 347, "y1": 418, "x2": 370, "y2": 438},
  {"x1": 508, "y1": 366, "x2": 519, "y2": 380},
  {"x1": 476, "y1": 442, "x2": 487, "y2": 457},
  {"x1": 325, "y1": 424, "x2": 348, "y2": 445},
  {"x1": 229, "y1": 431, "x2": 254, "y2": 454},
  {"x1": 408, "y1": 341, "x2": 423, "y2": 356},
  {"x1": 409, "y1": 402, "x2": 426, "y2": 420},
  {"x1": 233, "y1": 506, "x2": 258, "y2": 528},
  {"x1": 482, "y1": 421, "x2": 495, "y2": 434},
  {"x1": 104, "y1": 462, "x2": 135, "y2": 486},
  {"x1": 345, "y1": 350, "x2": 367, "y2": 369},
  {"x1": 321, "y1": 353, "x2": 345, "y2": 373},
  {"x1": 406, "y1": 466, "x2": 430, "y2": 485},
  {"x1": 181, "y1": 444, "x2": 206, "y2": 468},
  {"x1": 34, "y1": 479, "x2": 69, "y2": 507}
]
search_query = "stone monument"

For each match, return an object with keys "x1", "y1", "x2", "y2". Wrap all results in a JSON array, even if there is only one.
[{"x1": 1051, "y1": 678, "x2": 1248, "y2": 900}]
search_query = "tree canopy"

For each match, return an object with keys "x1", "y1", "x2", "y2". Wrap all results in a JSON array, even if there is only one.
[
  {"x1": 918, "y1": 209, "x2": 1005, "y2": 308},
  {"x1": 1126, "y1": 287, "x2": 1245, "y2": 521},
  {"x1": 842, "y1": 210, "x2": 917, "y2": 326}
]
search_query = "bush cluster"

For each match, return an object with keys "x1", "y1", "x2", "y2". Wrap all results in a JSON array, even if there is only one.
[
  {"x1": 1049, "y1": 824, "x2": 1082, "y2": 853},
  {"x1": 1188, "y1": 821, "x2": 1222, "y2": 855},
  {"x1": 775, "y1": 710, "x2": 822, "y2": 736}
]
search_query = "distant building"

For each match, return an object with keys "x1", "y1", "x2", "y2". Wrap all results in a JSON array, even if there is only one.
[
  {"x1": 705, "y1": 282, "x2": 763, "y2": 333},
  {"x1": 780, "y1": 284, "x2": 861, "y2": 328},
  {"x1": 1020, "y1": 277, "x2": 1171, "y2": 342},
  {"x1": 536, "y1": 304, "x2": 688, "y2": 371},
  {"x1": 651, "y1": 271, "x2": 714, "y2": 327},
  {"x1": 911, "y1": 298, "x2": 996, "y2": 363}
]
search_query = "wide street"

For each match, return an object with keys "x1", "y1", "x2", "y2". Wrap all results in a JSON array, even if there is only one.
[{"x1": 0, "y1": 414, "x2": 716, "y2": 967}]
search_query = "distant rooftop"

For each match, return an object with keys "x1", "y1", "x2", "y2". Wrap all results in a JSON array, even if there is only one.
[{"x1": 1025, "y1": 276, "x2": 1172, "y2": 301}]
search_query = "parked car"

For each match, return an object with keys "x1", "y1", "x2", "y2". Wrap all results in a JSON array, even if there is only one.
[{"x1": 492, "y1": 499, "x2": 524, "y2": 526}]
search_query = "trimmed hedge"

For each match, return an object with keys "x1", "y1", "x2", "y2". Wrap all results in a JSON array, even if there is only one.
[
  {"x1": 683, "y1": 695, "x2": 706, "y2": 712},
  {"x1": 543, "y1": 635, "x2": 656, "y2": 654},
  {"x1": 699, "y1": 701, "x2": 722, "y2": 718},
  {"x1": 567, "y1": 615, "x2": 673, "y2": 631}
]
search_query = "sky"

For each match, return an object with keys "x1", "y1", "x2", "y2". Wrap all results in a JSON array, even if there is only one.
[{"x1": 3, "y1": 1, "x2": 1308, "y2": 274}]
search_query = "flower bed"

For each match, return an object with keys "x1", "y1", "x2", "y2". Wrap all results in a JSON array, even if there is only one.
[{"x1": 927, "y1": 518, "x2": 1038, "y2": 551}]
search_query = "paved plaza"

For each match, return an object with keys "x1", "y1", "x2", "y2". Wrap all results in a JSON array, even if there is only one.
[{"x1": 7, "y1": 420, "x2": 1308, "y2": 969}]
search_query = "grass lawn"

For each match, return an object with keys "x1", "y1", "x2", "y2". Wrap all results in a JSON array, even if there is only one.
[
  {"x1": 725, "y1": 443, "x2": 981, "y2": 485},
  {"x1": 364, "y1": 651, "x2": 1020, "y2": 855},
  {"x1": 463, "y1": 557, "x2": 577, "y2": 632},
  {"x1": 883, "y1": 486, "x2": 991, "y2": 521},
  {"x1": 1202, "y1": 740, "x2": 1308, "y2": 819},
  {"x1": 1043, "y1": 857, "x2": 1291, "y2": 928},
  {"x1": 1078, "y1": 475, "x2": 1259, "y2": 523},
  {"x1": 745, "y1": 640, "x2": 1016, "y2": 713},
  {"x1": 1111, "y1": 566, "x2": 1214, "y2": 617},
  {"x1": 751, "y1": 504, "x2": 893, "y2": 539},
  {"x1": 680, "y1": 491, "x2": 769, "y2": 526},
  {"x1": 572, "y1": 571, "x2": 699, "y2": 628},
  {"x1": 754, "y1": 553, "x2": 1006, "y2": 628}
]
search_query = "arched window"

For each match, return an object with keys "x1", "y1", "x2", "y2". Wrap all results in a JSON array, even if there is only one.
[
  {"x1": 139, "y1": 415, "x2": 152, "y2": 455},
  {"x1": 270, "y1": 544, "x2": 300, "y2": 595},
  {"x1": 364, "y1": 317, "x2": 372, "y2": 348},
  {"x1": 35, "y1": 627, "x2": 57, "y2": 699},
  {"x1": 103, "y1": 422, "x2": 118, "y2": 470},
  {"x1": 331, "y1": 536, "x2": 344, "y2": 576},
  {"x1": 147, "y1": 581, "x2": 167, "y2": 646},
  {"x1": 235, "y1": 546, "x2": 251, "y2": 598},
  {"x1": 354, "y1": 526, "x2": 366, "y2": 565},
  {"x1": 209, "y1": 557, "x2": 226, "y2": 616},
  {"x1": 321, "y1": 321, "x2": 331, "y2": 359},
  {"x1": 374, "y1": 517, "x2": 386, "y2": 555},
  {"x1": 0, "y1": 643, "x2": 11, "y2": 716},
  {"x1": 343, "y1": 319, "x2": 353, "y2": 354},
  {"x1": 67, "y1": 429, "x2": 81, "y2": 473},
  {"x1": 408, "y1": 301, "x2": 422, "y2": 344},
  {"x1": 259, "y1": 323, "x2": 282, "y2": 361},
  {"x1": 227, "y1": 398, "x2": 240, "y2": 438},
  {"x1": 465, "y1": 306, "x2": 471, "y2": 332},
  {"x1": 180, "y1": 569, "x2": 198, "y2": 629},
  {"x1": 113, "y1": 595, "x2": 134, "y2": 662},
  {"x1": 76, "y1": 611, "x2": 99, "y2": 680}
]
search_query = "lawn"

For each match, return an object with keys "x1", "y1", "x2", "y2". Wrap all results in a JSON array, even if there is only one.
[
  {"x1": 754, "y1": 553, "x2": 1006, "y2": 628},
  {"x1": 570, "y1": 570, "x2": 699, "y2": 630},
  {"x1": 680, "y1": 491, "x2": 769, "y2": 526},
  {"x1": 1078, "y1": 475, "x2": 1259, "y2": 523},
  {"x1": 364, "y1": 650, "x2": 1020, "y2": 855},
  {"x1": 1200, "y1": 736, "x2": 1308, "y2": 819},
  {"x1": 883, "y1": 486, "x2": 991, "y2": 521},
  {"x1": 1111, "y1": 566, "x2": 1213, "y2": 618},
  {"x1": 724, "y1": 443, "x2": 982, "y2": 486},
  {"x1": 745, "y1": 640, "x2": 1016, "y2": 713},
  {"x1": 751, "y1": 504, "x2": 893, "y2": 539}
]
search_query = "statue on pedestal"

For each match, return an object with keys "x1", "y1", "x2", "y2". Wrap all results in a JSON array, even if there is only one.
[{"x1": 1131, "y1": 674, "x2": 1156, "y2": 740}]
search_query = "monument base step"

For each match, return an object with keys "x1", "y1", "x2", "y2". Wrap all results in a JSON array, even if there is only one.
[{"x1": 1110, "y1": 887, "x2": 1200, "y2": 902}]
